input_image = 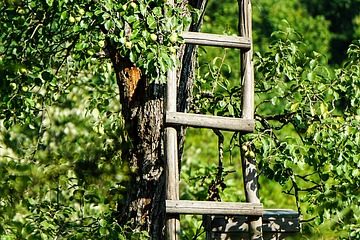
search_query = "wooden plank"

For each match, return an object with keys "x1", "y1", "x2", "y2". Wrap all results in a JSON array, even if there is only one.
[
  {"x1": 165, "y1": 27, "x2": 180, "y2": 239},
  {"x1": 205, "y1": 209, "x2": 300, "y2": 234},
  {"x1": 165, "y1": 127, "x2": 179, "y2": 199},
  {"x1": 181, "y1": 32, "x2": 251, "y2": 49},
  {"x1": 166, "y1": 200, "x2": 263, "y2": 216},
  {"x1": 165, "y1": 67, "x2": 178, "y2": 200},
  {"x1": 239, "y1": 0, "x2": 258, "y2": 238},
  {"x1": 165, "y1": 63, "x2": 178, "y2": 188},
  {"x1": 240, "y1": 0, "x2": 255, "y2": 120},
  {"x1": 208, "y1": 231, "x2": 298, "y2": 240},
  {"x1": 166, "y1": 217, "x2": 180, "y2": 240},
  {"x1": 165, "y1": 112, "x2": 254, "y2": 132},
  {"x1": 165, "y1": 100, "x2": 180, "y2": 240}
]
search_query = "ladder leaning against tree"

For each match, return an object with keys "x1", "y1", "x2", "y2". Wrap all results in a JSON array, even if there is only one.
[{"x1": 165, "y1": 0, "x2": 300, "y2": 239}]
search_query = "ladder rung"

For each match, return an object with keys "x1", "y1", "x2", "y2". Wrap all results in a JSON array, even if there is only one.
[
  {"x1": 181, "y1": 32, "x2": 251, "y2": 49},
  {"x1": 166, "y1": 200, "x2": 263, "y2": 216},
  {"x1": 165, "y1": 112, "x2": 254, "y2": 132}
]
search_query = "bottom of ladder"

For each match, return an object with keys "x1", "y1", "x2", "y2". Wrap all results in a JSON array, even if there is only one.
[{"x1": 204, "y1": 209, "x2": 300, "y2": 239}]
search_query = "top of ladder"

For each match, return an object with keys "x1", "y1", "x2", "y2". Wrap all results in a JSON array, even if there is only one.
[{"x1": 181, "y1": 32, "x2": 251, "y2": 49}]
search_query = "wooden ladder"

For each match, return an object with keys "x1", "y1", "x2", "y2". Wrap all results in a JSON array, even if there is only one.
[{"x1": 165, "y1": 1, "x2": 299, "y2": 239}]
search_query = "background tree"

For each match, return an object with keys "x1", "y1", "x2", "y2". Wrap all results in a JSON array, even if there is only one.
[{"x1": 300, "y1": 0, "x2": 360, "y2": 64}]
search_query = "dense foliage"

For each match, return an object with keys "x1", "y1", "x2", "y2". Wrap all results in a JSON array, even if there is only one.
[
  {"x1": 0, "y1": 0, "x2": 189, "y2": 238},
  {"x1": 254, "y1": 34, "x2": 360, "y2": 238},
  {"x1": 182, "y1": 0, "x2": 360, "y2": 239},
  {"x1": 1, "y1": 0, "x2": 359, "y2": 239}
]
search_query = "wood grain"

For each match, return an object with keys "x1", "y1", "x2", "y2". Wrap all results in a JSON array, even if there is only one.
[
  {"x1": 165, "y1": 112, "x2": 254, "y2": 132},
  {"x1": 166, "y1": 200, "x2": 263, "y2": 216},
  {"x1": 181, "y1": 32, "x2": 251, "y2": 49},
  {"x1": 165, "y1": 30, "x2": 180, "y2": 240},
  {"x1": 205, "y1": 209, "x2": 300, "y2": 239}
]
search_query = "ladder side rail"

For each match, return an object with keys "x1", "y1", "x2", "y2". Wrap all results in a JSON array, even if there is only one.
[
  {"x1": 166, "y1": 66, "x2": 180, "y2": 240},
  {"x1": 239, "y1": 0, "x2": 263, "y2": 239},
  {"x1": 240, "y1": 0, "x2": 254, "y2": 119},
  {"x1": 166, "y1": 1, "x2": 180, "y2": 238}
]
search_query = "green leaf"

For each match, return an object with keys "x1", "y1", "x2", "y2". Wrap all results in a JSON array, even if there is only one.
[
  {"x1": 99, "y1": 227, "x2": 108, "y2": 236},
  {"x1": 227, "y1": 104, "x2": 234, "y2": 116},
  {"x1": 290, "y1": 102, "x2": 299, "y2": 112},
  {"x1": 320, "y1": 102, "x2": 327, "y2": 116},
  {"x1": 104, "y1": 20, "x2": 114, "y2": 31},
  {"x1": 153, "y1": 7, "x2": 162, "y2": 17},
  {"x1": 146, "y1": 15, "x2": 157, "y2": 29},
  {"x1": 60, "y1": 11, "x2": 68, "y2": 20},
  {"x1": 46, "y1": 0, "x2": 53, "y2": 6}
]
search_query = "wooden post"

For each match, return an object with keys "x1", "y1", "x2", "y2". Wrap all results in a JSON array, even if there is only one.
[
  {"x1": 166, "y1": 67, "x2": 180, "y2": 240},
  {"x1": 239, "y1": 0, "x2": 263, "y2": 239},
  {"x1": 239, "y1": 0, "x2": 254, "y2": 120},
  {"x1": 165, "y1": 19, "x2": 180, "y2": 238}
]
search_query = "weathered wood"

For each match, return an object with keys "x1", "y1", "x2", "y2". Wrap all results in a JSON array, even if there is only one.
[
  {"x1": 165, "y1": 38, "x2": 180, "y2": 240},
  {"x1": 239, "y1": 0, "x2": 261, "y2": 239},
  {"x1": 207, "y1": 209, "x2": 299, "y2": 232},
  {"x1": 240, "y1": 150, "x2": 262, "y2": 240},
  {"x1": 204, "y1": 209, "x2": 300, "y2": 240},
  {"x1": 165, "y1": 1, "x2": 259, "y2": 239},
  {"x1": 166, "y1": 200, "x2": 263, "y2": 216},
  {"x1": 165, "y1": 68, "x2": 177, "y2": 192},
  {"x1": 208, "y1": 232, "x2": 297, "y2": 240},
  {"x1": 166, "y1": 126, "x2": 179, "y2": 199},
  {"x1": 181, "y1": 32, "x2": 251, "y2": 49},
  {"x1": 240, "y1": 0, "x2": 254, "y2": 120},
  {"x1": 165, "y1": 127, "x2": 180, "y2": 240},
  {"x1": 166, "y1": 217, "x2": 180, "y2": 240},
  {"x1": 165, "y1": 112, "x2": 254, "y2": 132}
]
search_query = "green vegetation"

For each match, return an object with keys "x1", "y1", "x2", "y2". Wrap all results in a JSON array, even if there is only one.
[
  {"x1": 180, "y1": 0, "x2": 360, "y2": 239},
  {"x1": 1, "y1": 0, "x2": 359, "y2": 239}
]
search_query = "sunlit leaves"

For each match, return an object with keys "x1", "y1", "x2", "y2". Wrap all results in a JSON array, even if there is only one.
[
  {"x1": 0, "y1": 0, "x2": 192, "y2": 132},
  {"x1": 192, "y1": 50, "x2": 242, "y2": 117},
  {"x1": 95, "y1": 0, "x2": 191, "y2": 83},
  {"x1": 0, "y1": 72, "x2": 137, "y2": 238},
  {"x1": 254, "y1": 35, "x2": 360, "y2": 237}
]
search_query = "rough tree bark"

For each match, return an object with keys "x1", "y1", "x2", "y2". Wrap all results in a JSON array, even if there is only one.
[{"x1": 106, "y1": 1, "x2": 207, "y2": 239}]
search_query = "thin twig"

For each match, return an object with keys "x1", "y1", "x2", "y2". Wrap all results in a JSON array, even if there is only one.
[
  {"x1": 30, "y1": 100, "x2": 46, "y2": 162},
  {"x1": 300, "y1": 217, "x2": 316, "y2": 223},
  {"x1": 55, "y1": 35, "x2": 79, "y2": 75}
]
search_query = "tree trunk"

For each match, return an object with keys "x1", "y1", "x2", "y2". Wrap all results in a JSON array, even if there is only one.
[
  {"x1": 106, "y1": 1, "x2": 207, "y2": 238},
  {"x1": 108, "y1": 46, "x2": 166, "y2": 236}
]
